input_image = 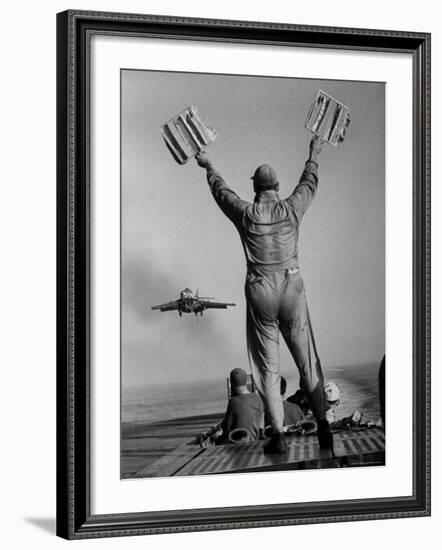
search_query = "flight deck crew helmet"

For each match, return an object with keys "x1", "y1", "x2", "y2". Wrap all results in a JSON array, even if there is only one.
[
  {"x1": 325, "y1": 381, "x2": 340, "y2": 404},
  {"x1": 251, "y1": 164, "x2": 279, "y2": 189},
  {"x1": 230, "y1": 368, "x2": 248, "y2": 394}
]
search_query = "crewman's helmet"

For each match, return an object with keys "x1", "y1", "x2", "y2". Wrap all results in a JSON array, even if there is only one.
[
  {"x1": 325, "y1": 381, "x2": 340, "y2": 404},
  {"x1": 230, "y1": 368, "x2": 248, "y2": 389},
  {"x1": 251, "y1": 164, "x2": 279, "y2": 189}
]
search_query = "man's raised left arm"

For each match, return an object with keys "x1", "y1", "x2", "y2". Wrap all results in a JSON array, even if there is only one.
[{"x1": 195, "y1": 152, "x2": 248, "y2": 224}]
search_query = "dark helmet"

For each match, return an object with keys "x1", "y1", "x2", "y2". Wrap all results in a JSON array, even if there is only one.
[
  {"x1": 230, "y1": 368, "x2": 248, "y2": 394},
  {"x1": 251, "y1": 164, "x2": 278, "y2": 189}
]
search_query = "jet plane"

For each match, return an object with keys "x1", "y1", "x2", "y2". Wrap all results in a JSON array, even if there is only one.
[{"x1": 151, "y1": 288, "x2": 236, "y2": 317}]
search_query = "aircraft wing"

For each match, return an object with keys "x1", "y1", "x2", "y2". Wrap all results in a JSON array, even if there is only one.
[
  {"x1": 151, "y1": 300, "x2": 180, "y2": 312},
  {"x1": 201, "y1": 301, "x2": 236, "y2": 309}
]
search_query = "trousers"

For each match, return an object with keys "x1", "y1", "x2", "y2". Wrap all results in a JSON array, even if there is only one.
[{"x1": 245, "y1": 263, "x2": 327, "y2": 431}]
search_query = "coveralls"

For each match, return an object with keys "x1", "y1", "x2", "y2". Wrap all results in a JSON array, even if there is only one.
[
  {"x1": 220, "y1": 392, "x2": 264, "y2": 442},
  {"x1": 206, "y1": 159, "x2": 327, "y2": 432}
]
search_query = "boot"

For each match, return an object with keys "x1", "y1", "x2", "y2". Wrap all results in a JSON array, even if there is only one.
[
  {"x1": 264, "y1": 431, "x2": 288, "y2": 454},
  {"x1": 317, "y1": 419, "x2": 333, "y2": 451}
]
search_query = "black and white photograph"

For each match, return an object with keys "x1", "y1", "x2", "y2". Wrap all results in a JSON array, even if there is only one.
[
  {"x1": 1, "y1": 0, "x2": 437, "y2": 546},
  {"x1": 121, "y1": 70, "x2": 386, "y2": 479}
]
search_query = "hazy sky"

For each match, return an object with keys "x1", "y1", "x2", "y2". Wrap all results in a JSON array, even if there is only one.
[{"x1": 121, "y1": 69, "x2": 385, "y2": 389}]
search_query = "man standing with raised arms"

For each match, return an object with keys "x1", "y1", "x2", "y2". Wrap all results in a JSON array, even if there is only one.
[{"x1": 195, "y1": 135, "x2": 332, "y2": 454}]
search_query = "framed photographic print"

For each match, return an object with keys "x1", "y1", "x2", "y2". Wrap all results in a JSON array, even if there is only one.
[{"x1": 56, "y1": 10, "x2": 431, "y2": 539}]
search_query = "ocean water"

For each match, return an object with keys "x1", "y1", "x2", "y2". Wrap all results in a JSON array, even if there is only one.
[{"x1": 122, "y1": 362, "x2": 381, "y2": 426}]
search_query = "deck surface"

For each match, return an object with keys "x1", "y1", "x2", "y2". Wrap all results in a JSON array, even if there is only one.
[{"x1": 135, "y1": 427, "x2": 385, "y2": 478}]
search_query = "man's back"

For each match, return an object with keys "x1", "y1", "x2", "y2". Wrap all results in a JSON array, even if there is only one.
[
  {"x1": 221, "y1": 392, "x2": 263, "y2": 441},
  {"x1": 241, "y1": 191, "x2": 299, "y2": 267},
  {"x1": 203, "y1": 159, "x2": 318, "y2": 268},
  {"x1": 283, "y1": 401, "x2": 304, "y2": 426}
]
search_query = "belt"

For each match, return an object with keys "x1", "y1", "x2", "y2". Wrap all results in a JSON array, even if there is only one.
[{"x1": 246, "y1": 257, "x2": 299, "y2": 274}]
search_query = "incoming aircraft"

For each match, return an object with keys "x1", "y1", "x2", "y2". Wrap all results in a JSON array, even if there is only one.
[{"x1": 151, "y1": 288, "x2": 235, "y2": 317}]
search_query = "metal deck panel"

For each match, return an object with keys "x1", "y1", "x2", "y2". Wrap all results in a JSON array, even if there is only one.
[{"x1": 135, "y1": 428, "x2": 385, "y2": 478}]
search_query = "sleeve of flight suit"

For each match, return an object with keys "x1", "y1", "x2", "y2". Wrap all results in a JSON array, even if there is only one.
[
  {"x1": 286, "y1": 159, "x2": 319, "y2": 222},
  {"x1": 206, "y1": 168, "x2": 248, "y2": 225}
]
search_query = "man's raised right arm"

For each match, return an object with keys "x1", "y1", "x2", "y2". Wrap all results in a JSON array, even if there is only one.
[{"x1": 287, "y1": 136, "x2": 324, "y2": 222}]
